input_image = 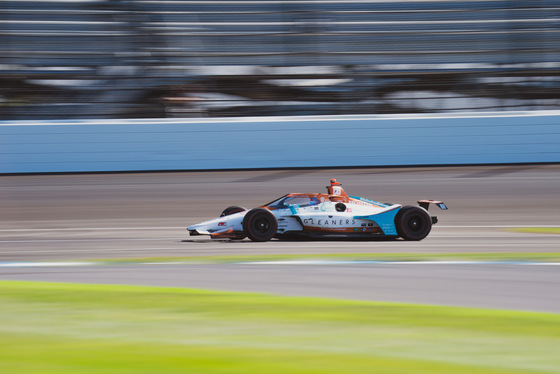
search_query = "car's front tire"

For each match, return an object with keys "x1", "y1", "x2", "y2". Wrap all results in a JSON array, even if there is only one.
[
  {"x1": 243, "y1": 208, "x2": 278, "y2": 242},
  {"x1": 395, "y1": 205, "x2": 432, "y2": 241},
  {"x1": 220, "y1": 206, "x2": 247, "y2": 217}
]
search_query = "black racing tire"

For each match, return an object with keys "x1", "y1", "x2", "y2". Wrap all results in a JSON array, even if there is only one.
[
  {"x1": 220, "y1": 206, "x2": 247, "y2": 217},
  {"x1": 242, "y1": 208, "x2": 278, "y2": 242},
  {"x1": 395, "y1": 205, "x2": 432, "y2": 241}
]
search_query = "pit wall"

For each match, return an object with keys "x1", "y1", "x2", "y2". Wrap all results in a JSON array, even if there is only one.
[{"x1": 1, "y1": 112, "x2": 559, "y2": 173}]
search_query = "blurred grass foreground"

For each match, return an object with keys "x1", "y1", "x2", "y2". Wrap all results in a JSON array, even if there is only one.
[
  {"x1": 1, "y1": 0, "x2": 560, "y2": 120},
  {"x1": 1, "y1": 281, "x2": 560, "y2": 374}
]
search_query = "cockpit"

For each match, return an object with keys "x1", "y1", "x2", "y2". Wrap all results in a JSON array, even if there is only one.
[{"x1": 265, "y1": 194, "x2": 321, "y2": 209}]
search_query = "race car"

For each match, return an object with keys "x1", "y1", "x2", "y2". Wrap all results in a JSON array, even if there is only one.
[{"x1": 187, "y1": 179, "x2": 447, "y2": 241}]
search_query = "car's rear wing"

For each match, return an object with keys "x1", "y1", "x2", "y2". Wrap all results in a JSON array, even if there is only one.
[{"x1": 418, "y1": 200, "x2": 448, "y2": 211}]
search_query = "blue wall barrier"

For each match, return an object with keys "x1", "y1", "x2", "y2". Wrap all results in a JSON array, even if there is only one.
[{"x1": 1, "y1": 112, "x2": 559, "y2": 173}]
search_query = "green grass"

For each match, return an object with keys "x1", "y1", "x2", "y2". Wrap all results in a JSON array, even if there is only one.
[
  {"x1": 506, "y1": 227, "x2": 560, "y2": 235},
  {"x1": 1, "y1": 281, "x2": 560, "y2": 374}
]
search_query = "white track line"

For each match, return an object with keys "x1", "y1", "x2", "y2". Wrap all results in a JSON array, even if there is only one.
[
  {"x1": 4, "y1": 243, "x2": 560, "y2": 255},
  {"x1": 239, "y1": 260, "x2": 560, "y2": 266},
  {"x1": 1, "y1": 260, "x2": 559, "y2": 268},
  {"x1": 0, "y1": 261, "x2": 93, "y2": 267},
  {"x1": 0, "y1": 238, "x2": 181, "y2": 243}
]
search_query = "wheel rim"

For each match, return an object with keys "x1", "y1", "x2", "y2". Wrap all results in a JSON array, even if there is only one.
[
  {"x1": 254, "y1": 217, "x2": 270, "y2": 233},
  {"x1": 407, "y1": 215, "x2": 424, "y2": 232}
]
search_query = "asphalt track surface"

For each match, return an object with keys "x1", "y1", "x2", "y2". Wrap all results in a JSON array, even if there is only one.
[{"x1": 2, "y1": 165, "x2": 560, "y2": 312}]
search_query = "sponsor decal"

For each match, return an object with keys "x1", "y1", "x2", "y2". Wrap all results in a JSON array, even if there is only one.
[
  {"x1": 318, "y1": 203, "x2": 335, "y2": 212},
  {"x1": 349, "y1": 196, "x2": 390, "y2": 208},
  {"x1": 218, "y1": 222, "x2": 227, "y2": 226},
  {"x1": 349, "y1": 200, "x2": 372, "y2": 207},
  {"x1": 303, "y1": 218, "x2": 356, "y2": 226}
]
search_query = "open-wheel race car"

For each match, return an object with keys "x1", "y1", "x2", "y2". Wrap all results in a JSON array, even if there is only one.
[{"x1": 187, "y1": 179, "x2": 447, "y2": 242}]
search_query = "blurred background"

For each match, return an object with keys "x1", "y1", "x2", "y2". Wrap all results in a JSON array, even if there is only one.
[{"x1": 1, "y1": 0, "x2": 559, "y2": 120}]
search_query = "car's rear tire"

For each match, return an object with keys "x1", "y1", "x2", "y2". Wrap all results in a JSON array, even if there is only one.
[
  {"x1": 395, "y1": 205, "x2": 432, "y2": 241},
  {"x1": 220, "y1": 206, "x2": 247, "y2": 217},
  {"x1": 243, "y1": 208, "x2": 278, "y2": 242}
]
